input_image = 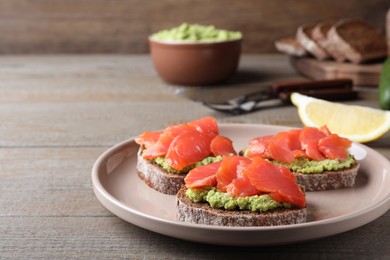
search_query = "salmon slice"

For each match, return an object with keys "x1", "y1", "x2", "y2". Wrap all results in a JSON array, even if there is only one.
[
  {"x1": 210, "y1": 135, "x2": 237, "y2": 156},
  {"x1": 184, "y1": 162, "x2": 221, "y2": 189},
  {"x1": 226, "y1": 159, "x2": 259, "y2": 197},
  {"x1": 140, "y1": 117, "x2": 218, "y2": 160},
  {"x1": 134, "y1": 130, "x2": 163, "y2": 148},
  {"x1": 246, "y1": 157, "x2": 306, "y2": 207},
  {"x1": 216, "y1": 156, "x2": 251, "y2": 192},
  {"x1": 142, "y1": 124, "x2": 195, "y2": 159},
  {"x1": 268, "y1": 132, "x2": 296, "y2": 163},
  {"x1": 187, "y1": 116, "x2": 219, "y2": 135},
  {"x1": 165, "y1": 130, "x2": 213, "y2": 170},
  {"x1": 245, "y1": 135, "x2": 273, "y2": 159},
  {"x1": 318, "y1": 134, "x2": 352, "y2": 161},
  {"x1": 300, "y1": 127, "x2": 327, "y2": 161}
]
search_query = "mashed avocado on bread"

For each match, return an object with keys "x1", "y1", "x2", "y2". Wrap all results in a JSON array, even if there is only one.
[
  {"x1": 151, "y1": 23, "x2": 242, "y2": 42},
  {"x1": 154, "y1": 155, "x2": 223, "y2": 174},
  {"x1": 271, "y1": 154, "x2": 356, "y2": 174},
  {"x1": 186, "y1": 188, "x2": 292, "y2": 212}
]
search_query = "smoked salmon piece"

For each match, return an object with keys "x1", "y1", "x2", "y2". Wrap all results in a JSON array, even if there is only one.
[
  {"x1": 210, "y1": 135, "x2": 237, "y2": 156},
  {"x1": 318, "y1": 134, "x2": 352, "y2": 161},
  {"x1": 246, "y1": 135, "x2": 273, "y2": 159},
  {"x1": 246, "y1": 157, "x2": 306, "y2": 207},
  {"x1": 134, "y1": 130, "x2": 163, "y2": 148},
  {"x1": 226, "y1": 159, "x2": 259, "y2": 197},
  {"x1": 165, "y1": 130, "x2": 213, "y2": 170},
  {"x1": 184, "y1": 162, "x2": 221, "y2": 189},
  {"x1": 216, "y1": 156, "x2": 251, "y2": 192},
  {"x1": 245, "y1": 126, "x2": 351, "y2": 163},
  {"x1": 139, "y1": 117, "x2": 218, "y2": 160},
  {"x1": 268, "y1": 132, "x2": 296, "y2": 163},
  {"x1": 141, "y1": 124, "x2": 195, "y2": 159},
  {"x1": 185, "y1": 156, "x2": 306, "y2": 207},
  {"x1": 187, "y1": 116, "x2": 219, "y2": 135},
  {"x1": 299, "y1": 127, "x2": 327, "y2": 161}
]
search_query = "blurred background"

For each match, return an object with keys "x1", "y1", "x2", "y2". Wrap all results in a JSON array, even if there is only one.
[{"x1": 1, "y1": 0, "x2": 389, "y2": 54}]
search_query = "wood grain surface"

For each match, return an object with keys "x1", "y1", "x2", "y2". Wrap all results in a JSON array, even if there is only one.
[
  {"x1": 0, "y1": 0, "x2": 388, "y2": 54},
  {"x1": 0, "y1": 54, "x2": 389, "y2": 259}
]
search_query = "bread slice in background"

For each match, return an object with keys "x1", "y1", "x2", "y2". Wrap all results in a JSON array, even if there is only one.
[
  {"x1": 327, "y1": 19, "x2": 388, "y2": 64},
  {"x1": 312, "y1": 19, "x2": 347, "y2": 62},
  {"x1": 295, "y1": 162, "x2": 360, "y2": 191},
  {"x1": 176, "y1": 186, "x2": 307, "y2": 227},
  {"x1": 296, "y1": 24, "x2": 329, "y2": 60},
  {"x1": 274, "y1": 37, "x2": 307, "y2": 57}
]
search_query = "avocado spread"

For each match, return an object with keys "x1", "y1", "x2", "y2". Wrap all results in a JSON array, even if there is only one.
[
  {"x1": 151, "y1": 23, "x2": 242, "y2": 42},
  {"x1": 154, "y1": 155, "x2": 223, "y2": 174},
  {"x1": 186, "y1": 188, "x2": 292, "y2": 212},
  {"x1": 271, "y1": 154, "x2": 356, "y2": 174},
  {"x1": 240, "y1": 149, "x2": 356, "y2": 174}
]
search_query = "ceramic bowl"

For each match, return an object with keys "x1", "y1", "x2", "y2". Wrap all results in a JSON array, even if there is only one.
[{"x1": 149, "y1": 37, "x2": 242, "y2": 86}]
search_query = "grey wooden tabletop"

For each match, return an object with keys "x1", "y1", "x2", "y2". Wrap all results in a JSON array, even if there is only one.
[{"x1": 0, "y1": 54, "x2": 389, "y2": 259}]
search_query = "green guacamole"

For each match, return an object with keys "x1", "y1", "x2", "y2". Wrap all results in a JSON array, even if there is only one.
[
  {"x1": 151, "y1": 23, "x2": 242, "y2": 42},
  {"x1": 271, "y1": 154, "x2": 356, "y2": 174},
  {"x1": 153, "y1": 155, "x2": 223, "y2": 175},
  {"x1": 186, "y1": 188, "x2": 292, "y2": 212}
]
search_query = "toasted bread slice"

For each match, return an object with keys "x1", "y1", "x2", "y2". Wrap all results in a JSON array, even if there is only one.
[
  {"x1": 137, "y1": 148, "x2": 185, "y2": 195},
  {"x1": 294, "y1": 162, "x2": 360, "y2": 191},
  {"x1": 327, "y1": 19, "x2": 387, "y2": 64},
  {"x1": 296, "y1": 23, "x2": 329, "y2": 60},
  {"x1": 176, "y1": 186, "x2": 307, "y2": 226},
  {"x1": 274, "y1": 37, "x2": 307, "y2": 57}
]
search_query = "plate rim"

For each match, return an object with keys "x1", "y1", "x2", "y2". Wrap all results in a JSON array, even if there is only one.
[{"x1": 91, "y1": 123, "x2": 390, "y2": 244}]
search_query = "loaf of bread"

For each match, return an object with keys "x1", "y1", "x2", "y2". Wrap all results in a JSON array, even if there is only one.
[{"x1": 276, "y1": 18, "x2": 388, "y2": 64}]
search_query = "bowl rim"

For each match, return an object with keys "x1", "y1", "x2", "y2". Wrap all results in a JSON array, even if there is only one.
[{"x1": 148, "y1": 35, "x2": 243, "y2": 45}]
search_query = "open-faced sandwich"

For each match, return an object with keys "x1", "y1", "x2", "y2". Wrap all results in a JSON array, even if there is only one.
[
  {"x1": 135, "y1": 117, "x2": 236, "y2": 195},
  {"x1": 176, "y1": 155, "x2": 307, "y2": 226},
  {"x1": 241, "y1": 126, "x2": 359, "y2": 191}
]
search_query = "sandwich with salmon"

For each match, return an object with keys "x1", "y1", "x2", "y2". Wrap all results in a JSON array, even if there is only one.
[
  {"x1": 176, "y1": 155, "x2": 307, "y2": 226},
  {"x1": 241, "y1": 126, "x2": 359, "y2": 191},
  {"x1": 135, "y1": 117, "x2": 237, "y2": 195}
]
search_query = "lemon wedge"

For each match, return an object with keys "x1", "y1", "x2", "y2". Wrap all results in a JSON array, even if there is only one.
[{"x1": 291, "y1": 92, "x2": 390, "y2": 143}]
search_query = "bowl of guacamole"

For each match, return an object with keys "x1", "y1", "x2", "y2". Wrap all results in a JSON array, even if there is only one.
[{"x1": 149, "y1": 23, "x2": 242, "y2": 86}]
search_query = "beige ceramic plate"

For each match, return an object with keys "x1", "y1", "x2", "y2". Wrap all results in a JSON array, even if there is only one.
[{"x1": 92, "y1": 124, "x2": 390, "y2": 246}]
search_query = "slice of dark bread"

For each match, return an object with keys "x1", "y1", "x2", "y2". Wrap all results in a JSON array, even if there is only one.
[
  {"x1": 296, "y1": 23, "x2": 329, "y2": 60},
  {"x1": 311, "y1": 19, "x2": 346, "y2": 62},
  {"x1": 137, "y1": 148, "x2": 185, "y2": 195},
  {"x1": 274, "y1": 37, "x2": 307, "y2": 57},
  {"x1": 294, "y1": 162, "x2": 360, "y2": 191},
  {"x1": 176, "y1": 186, "x2": 307, "y2": 226},
  {"x1": 327, "y1": 19, "x2": 387, "y2": 64}
]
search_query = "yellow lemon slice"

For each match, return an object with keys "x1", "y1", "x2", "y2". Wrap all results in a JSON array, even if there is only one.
[{"x1": 291, "y1": 92, "x2": 390, "y2": 143}]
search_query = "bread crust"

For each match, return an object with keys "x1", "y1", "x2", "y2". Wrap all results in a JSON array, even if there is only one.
[
  {"x1": 327, "y1": 19, "x2": 387, "y2": 64},
  {"x1": 274, "y1": 37, "x2": 307, "y2": 57},
  {"x1": 176, "y1": 186, "x2": 307, "y2": 226},
  {"x1": 296, "y1": 24, "x2": 329, "y2": 60},
  {"x1": 294, "y1": 162, "x2": 360, "y2": 191},
  {"x1": 137, "y1": 148, "x2": 185, "y2": 195}
]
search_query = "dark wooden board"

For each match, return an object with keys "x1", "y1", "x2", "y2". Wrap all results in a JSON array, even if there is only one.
[{"x1": 290, "y1": 57, "x2": 383, "y2": 87}]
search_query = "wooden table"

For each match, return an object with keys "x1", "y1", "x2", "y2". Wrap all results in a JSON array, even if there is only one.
[{"x1": 1, "y1": 54, "x2": 389, "y2": 259}]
